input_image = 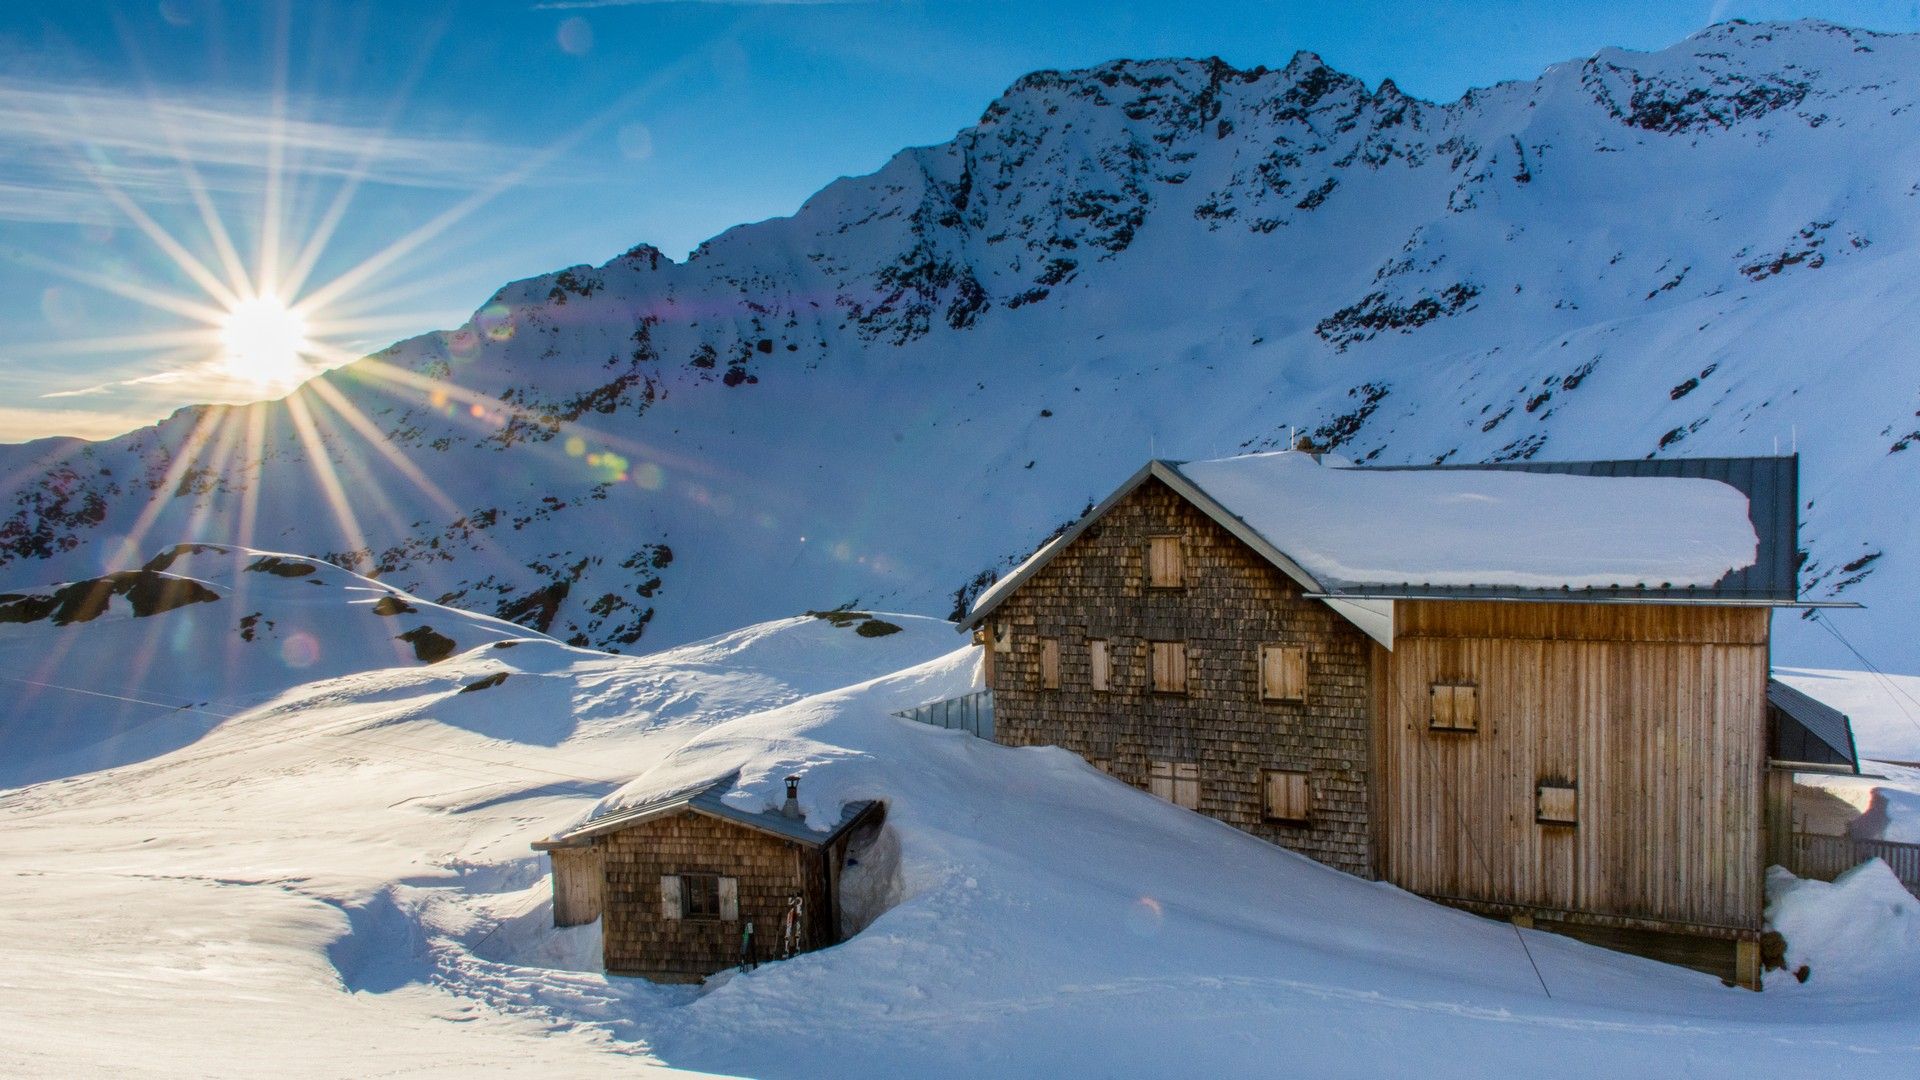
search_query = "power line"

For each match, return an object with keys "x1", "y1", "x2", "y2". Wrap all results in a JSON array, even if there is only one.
[{"x1": 1808, "y1": 612, "x2": 1920, "y2": 742}]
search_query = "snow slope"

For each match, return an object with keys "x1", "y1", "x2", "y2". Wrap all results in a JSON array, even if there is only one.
[
  {"x1": 1, "y1": 19, "x2": 1917, "y2": 672},
  {"x1": 5, "y1": 596, "x2": 1920, "y2": 1076}
]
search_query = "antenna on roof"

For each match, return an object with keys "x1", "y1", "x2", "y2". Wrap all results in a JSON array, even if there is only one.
[{"x1": 1791, "y1": 424, "x2": 1798, "y2": 454}]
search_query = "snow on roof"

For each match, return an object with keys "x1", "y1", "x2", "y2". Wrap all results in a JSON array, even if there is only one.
[{"x1": 1173, "y1": 452, "x2": 1759, "y2": 592}]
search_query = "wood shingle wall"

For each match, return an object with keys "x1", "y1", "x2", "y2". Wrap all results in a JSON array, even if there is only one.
[
  {"x1": 986, "y1": 478, "x2": 1377, "y2": 876},
  {"x1": 599, "y1": 811, "x2": 826, "y2": 982}
]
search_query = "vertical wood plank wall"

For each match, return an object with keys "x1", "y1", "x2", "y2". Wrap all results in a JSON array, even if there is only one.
[
  {"x1": 987, "y1": 478, "x2": 1378, "y2": 876},
  {"x1": 1382, "y1": 601, "x2": 1769, "y2": 932},
  {"x1": 550, "y1": 847, "x2": 604, "y2": 927}
]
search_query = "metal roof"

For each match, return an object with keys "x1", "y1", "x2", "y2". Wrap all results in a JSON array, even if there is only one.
[
  {"x1": 961, "y1": 454, "x2": 1827, "y2": 633},
  {"x1": 533, "y1": 771, "x2": 881, "y2": 850},
  {"x1": 1766, "y1": 679, "x2": 1860, "y2": 772},
  {"x1": 1349, "y1": 455, "x2": 1802, "y2": 603}
]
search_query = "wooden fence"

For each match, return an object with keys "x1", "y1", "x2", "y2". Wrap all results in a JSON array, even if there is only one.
[{"x1": 1789, "y1": 833, "x2": 1920, "y2": 899}]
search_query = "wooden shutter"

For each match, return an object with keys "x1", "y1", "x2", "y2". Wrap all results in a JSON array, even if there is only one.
[
  {"x1": 1430, "y1": 683, "x2": 1479, "y2": 732},
  {"x1": 1150, "y1": 761, "x2": 1199, "y2": 808},
  {"x1": 1172, "y1": 762, "x2": 1200, "y2": 809},
  {"x1": 1452, "y1": 685, "x2": 1478, "y2": 731},
  {"x1": 1148, "y1": 760, "x2": 1173, "y2": 801},
  {"x1": 1151, "y1": 641, "x2": 1186, "y2": 694},
  {"x1": 1148, "y1": 535, "x2": 1184, "y2": 587},
  {"x1": 1089, "y1": 639, "x2": 1110, "y2": 692},
  {"x1": 660, "y1": 875, "x2": 682, "y2": 920},
  {"x1": 1261, "y1": 645, "x2": 1306, "y2": 702},
  {"x1": 1537, "y1": 782, "x2": 1577, "y2": 825},
  {"x1": 718, "y1": 876, "x2": 739, "y2": 921},
  {"x1": 1040, "y1": 638, "x2": 1060, "y2": 689},
  {"x1": 1264, "y1": 769, "x2": 1312, "y2": 822}
]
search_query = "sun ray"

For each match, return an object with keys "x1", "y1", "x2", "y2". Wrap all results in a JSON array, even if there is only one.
[
  {"x1": 114, "y1": 401, "x2": 232, "y2": 562},
  {"x1": 8, "y1": 250, "x2": 233, "y2": 326},
  {"x1": 26, "y1": 328, "x2": 223, "y2": 359},
  {"x1": 71, "y1": 154, "x2": 244, "y2": 312},
  {"x1": 282, "y1": 389, "x2": 370, "y2": 562},
  {"x1": 256, "y1": 2, "x2": 294, "y2": 300},
  {"x1": 278, "y1": 18, "x2": 453, "y2": 303}
]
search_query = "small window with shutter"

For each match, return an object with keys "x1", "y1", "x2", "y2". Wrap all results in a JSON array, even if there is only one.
[
  {"x1": 1149, "y1": 760, "x2": 1200, "y2": 808},
  {"x1": 1147, "y1": 535, "x2": 1185, "y2": 588},
  {"x1": 1149, "y1": 641, "x2": 1187, "y2": 694},
  {"x1": 1260, "y1": 645, "x2": 1307, "y2": 703},
  {"x1": 1040, "y1": 638, "x2": 1061, "y2": 690},
  {"x1": 1263, "y1": 769, "x2": 1312, "y2": 823},
  {"x1": 1537, "y1": 781, "x2": 1577, "y2": 826},
  {"x1": 992, "y1": 620, "x2": 1012, "y2": 654},
  {"x1": 1089, "y1": 639, "x2": 1110, "y2": 692},
  {"x1": 1429, "y1": 682, "x2": 1479, "y2": 732}
]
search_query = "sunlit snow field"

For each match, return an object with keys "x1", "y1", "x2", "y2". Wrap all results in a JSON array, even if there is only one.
[{"x1": 2, "y1": 551, "x2": 1919, "y2": 1078}]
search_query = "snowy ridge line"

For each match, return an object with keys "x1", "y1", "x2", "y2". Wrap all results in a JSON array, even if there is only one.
[{"x1": 0, "y1": 19, "x2": 1916, "y2": 671}]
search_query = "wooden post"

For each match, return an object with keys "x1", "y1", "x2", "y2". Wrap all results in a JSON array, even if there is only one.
[{"x1": 1734, "y1": 938, "x2": 1762, "y2": 991}]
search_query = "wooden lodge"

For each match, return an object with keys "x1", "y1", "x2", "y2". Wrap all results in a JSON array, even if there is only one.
[
  {"x1": 959, "y1": 450, "x2": 1856, "y2": 989},
  {"x1": 532, "y1": 773, "x2": 883, "y2": 982}
]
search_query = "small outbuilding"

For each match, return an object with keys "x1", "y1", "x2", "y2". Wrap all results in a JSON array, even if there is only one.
[{"x1": 532, "y1": 772, "x2": 883, "y2": 982}]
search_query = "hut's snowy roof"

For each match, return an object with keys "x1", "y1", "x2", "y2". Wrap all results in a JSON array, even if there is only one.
[
  {"x1": 533, "y1": 770, "x2": 878, "y2": 850},
  {"x1": 964, "y1": 452, "x2": 1804, "y2": 636}
]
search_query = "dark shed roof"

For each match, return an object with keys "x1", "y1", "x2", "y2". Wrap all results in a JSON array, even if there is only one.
[
  {"x1": 1766, "y1": 679, "x2": 1860, "y2": 772},
  {"x1": 1358, "y1": 455, "x2": 1801, "y2": 603},
  {"x1": 534, "y1": 772, "x2": 880, "y2": 850}
]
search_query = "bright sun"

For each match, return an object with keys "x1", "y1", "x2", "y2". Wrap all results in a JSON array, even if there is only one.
[{"x1": 220, "y1": 295, "x2": 311, "y2": 387}]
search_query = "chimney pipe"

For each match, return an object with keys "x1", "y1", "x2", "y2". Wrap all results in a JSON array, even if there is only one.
[{"x1": 782, "y1": 775, "x2": 801, "y2": 819}]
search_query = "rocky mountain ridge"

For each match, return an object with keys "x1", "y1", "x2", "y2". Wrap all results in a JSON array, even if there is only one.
[{"x1": 4, "y1": 19, "x2": 1916, "y2": 669}]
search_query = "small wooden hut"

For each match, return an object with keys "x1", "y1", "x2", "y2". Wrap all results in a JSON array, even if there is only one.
[
  {"x1": 533, "y1": 772, "x2": 883, "y2": 982},
  {"x1": 960, "y1": 451, "x2": 1855, "y2": 989}
]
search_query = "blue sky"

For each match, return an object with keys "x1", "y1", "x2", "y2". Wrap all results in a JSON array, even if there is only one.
[{"x1": 3, "y1": 0, "x2": 1917, "y2": 441}]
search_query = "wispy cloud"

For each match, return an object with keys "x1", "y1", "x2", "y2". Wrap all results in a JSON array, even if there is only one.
[
  {"x1": 534, "y1": 0, "x2": 871, "y2": 9},
  {"x1": 0, "y1": 74, "x2": 529, "y2": 225}
]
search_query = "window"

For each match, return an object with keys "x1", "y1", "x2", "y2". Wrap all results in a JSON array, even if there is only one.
[
  {"x1": 1089, "y1": 639, "x2": 1110, "y2": 692},
  {"x1": 1147, "y1": 535, "x2": 1185, "y2": 588},
  {"x1": 1429, "y1": 682, "x2": 1479, "y2": 732},
  {"x1": 1149, "y1": 760, "x2": 1200, "y2": 809},
  {"x1": 1260, "y1": 645, "x2": 1307, "y2": 702},
  {"x1": 1150, "y1": 641, "x2": 1187, "y2": 694},
  {"x1": 1263, "y1": 769, "x2": 1312, "y2": 823},
  {"x1": 992, "y1": 620, "x2": 1012, "y2": 654},
  {"x1": 660, "y1": 873, "x2": 738, "y2": 921},
  {"x1": 1040, "y1": 638, "x2": 1061, "y2": 690}
]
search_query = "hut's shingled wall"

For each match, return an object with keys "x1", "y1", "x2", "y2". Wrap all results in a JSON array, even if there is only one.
[
  {"x1": 599, "y1": 810, "x2": 822, "y2": 981},
  {"x1": 985, "y1": 477, "x2": 1378, "y2": 876}
]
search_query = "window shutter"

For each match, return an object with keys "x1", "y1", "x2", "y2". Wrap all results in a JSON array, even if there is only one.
[
  {"x1": 1151, "y1": 641, "x2": 1186, "y2": 694},
  {"x1": 1452, "y1": 685, "x2": 1478, "y2": 731},
  {"x1": 718, "y1": 876, "x2": 739, "y2": 921},
  {"x1": 1148, "y1": 760, "x2": 1174, "y2": 801},
  {"x1": 1172, "y1": 762, "x2": 1200, "y2": 809},
  {"x1": 660, "y1": 875, "x2": 683, "y2": 920},
  {"x1": 1261, "y1": 645, "x2": 1306, "y2": 702},
  {"x1": 1537, "y1": 782, "x2": 1577, "y2": 825},
  {"x1": 1040, "y1": 638, "x2": 1060, "y2": 689},
  {"x1": 1148, "y1": 536, "x2": 1184, "y2": 587},
  {"x1": 1263, "y1": 769, "x2": 1312, "y2": 822},
  {"x1": 1089, "y1": 639, "x2": 1110, "y2": 692}
]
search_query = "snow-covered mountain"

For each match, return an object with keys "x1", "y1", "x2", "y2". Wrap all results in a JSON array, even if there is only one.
[{"x1": 4, "y1": 18, "x2": 1916, "y2": 668}]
